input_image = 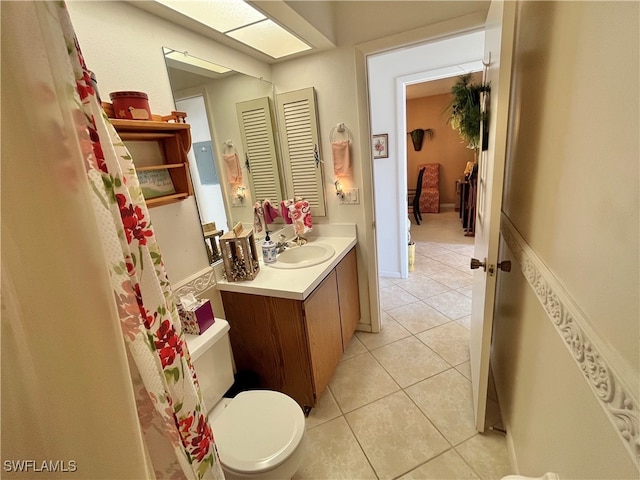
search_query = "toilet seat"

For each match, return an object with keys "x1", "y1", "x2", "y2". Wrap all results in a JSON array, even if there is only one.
[{"x1": 211, "y1": 390, "x2": 305, "y2": 475}]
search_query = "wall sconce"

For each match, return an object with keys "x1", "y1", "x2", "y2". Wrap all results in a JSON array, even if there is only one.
[
  {"x1": 334, "y1": 180, "x2": 344, "y2": 198},
  {"x1": 235, "y1": 185, "x2": 246, "y2": 201}
]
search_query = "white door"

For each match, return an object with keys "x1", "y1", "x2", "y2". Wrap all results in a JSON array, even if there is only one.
[{"x1": 469, "y1": 0, "x2": 517, "y2": 432}]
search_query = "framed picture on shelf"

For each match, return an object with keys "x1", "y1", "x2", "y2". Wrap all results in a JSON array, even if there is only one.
[
  {"x1": 137, "y1": 169, "x2": 176, "y2": 199},
  {"x1": 372, "y1": 134, "x2": 389, "y2": 159}
]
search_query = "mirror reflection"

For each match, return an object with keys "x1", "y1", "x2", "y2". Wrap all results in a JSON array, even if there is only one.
[{"x1": 163, "y1": 47, "x2": 284, "y2": 263}]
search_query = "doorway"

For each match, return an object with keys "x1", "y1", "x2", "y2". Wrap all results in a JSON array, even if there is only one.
[
  {"x1": 175, "y1": 95, "x2": 228, "y2": 229},
  {"x1": 367, "y1": 30, "x2": 485, "y2": 281}
]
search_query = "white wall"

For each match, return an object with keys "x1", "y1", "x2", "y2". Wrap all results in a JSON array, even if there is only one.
[
  {"x1": 494, "y1": 1, "x2": 639, "y2": 476},
  {"x1": 367, "y1": 31, "x2": 484, "y2": 278},
  {"x1": 67, "y1": 1, "x2": 271, "y2": 283},
  {"x1": 272, "y1": 46, "x2": 374, "y2": 328}
]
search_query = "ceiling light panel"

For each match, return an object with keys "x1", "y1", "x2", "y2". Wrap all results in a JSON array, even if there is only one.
[
  {"x1": 155, "y1": 0, "x2": 265, "y2": 32},
  {"x1": 226, "y1": 19, "x2": 312, "y2": 59}
]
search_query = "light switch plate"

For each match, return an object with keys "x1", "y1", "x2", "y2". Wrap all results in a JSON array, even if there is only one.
[{"x1": 339, "y1": 188, "x2": 359, "y2": 205}]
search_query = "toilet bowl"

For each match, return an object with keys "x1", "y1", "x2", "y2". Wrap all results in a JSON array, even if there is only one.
[
  {"x1": 211, "y1": 390, "x2": 305, "y2": 479},
  {"x1": 186, "y1": 320, "x2": 306, "y2": 479}
]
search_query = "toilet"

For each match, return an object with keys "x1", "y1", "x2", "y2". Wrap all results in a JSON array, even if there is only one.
[{"x1": 186, "y1": 319, "x2": 306, "y2": 479}]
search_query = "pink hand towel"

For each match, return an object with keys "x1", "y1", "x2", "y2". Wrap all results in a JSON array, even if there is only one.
[
  {"x1": 288, "y1": 200, "x2": 312, "y2": 235},
  {"x1": 332, "y1": 140, "x2": 351, "y2": 177},
  {"x1": 280, "y1": 200, "x2": 294, "y2": 224},
  {"x1": 223, "y1": 153, "x2": 242, "y2": 184},
  {"x1": 263, "y1": 199, "x2": 281, "y2": 224}
]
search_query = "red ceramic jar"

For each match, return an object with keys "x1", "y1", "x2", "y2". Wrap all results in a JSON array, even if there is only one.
[{"x1": 109, "y1": 91, "x2": 152, "y2": 120}]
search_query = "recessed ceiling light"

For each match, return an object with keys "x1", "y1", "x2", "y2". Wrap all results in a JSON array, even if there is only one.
[
  {"x1": 153, "y1": 0, "x2": 312, "y2": 59},
  {"x1": 227, "y1": 19, "x2": 312, "y2": 59},
  {"x1": 155, "y1": 0, "x2": 265, "y2": 32}
]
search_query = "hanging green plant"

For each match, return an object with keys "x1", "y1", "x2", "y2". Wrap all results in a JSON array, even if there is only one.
[{"x1": 448, "y1": 73, "x2": 490, "y2": 151}]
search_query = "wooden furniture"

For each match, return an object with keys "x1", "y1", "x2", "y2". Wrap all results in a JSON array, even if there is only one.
[
  {"x1": 417, "y1": 163, "x2": 440, "y2": 213},
  {"x1": 202, "y1": 222, "x2": 224, "y2": 263},
  {"x1": 110, "y1": 118, "x2": 193, "y2": 208},
  {"x1": 220, "y1": 248, "x2": 360, "y2": 410},
  {"x1": 219, "y1": 228, "x2": 260, "y2": 282}
]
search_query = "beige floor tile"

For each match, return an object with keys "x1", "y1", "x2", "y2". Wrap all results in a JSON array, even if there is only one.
[
  {"x1": 456, "y1": 361, "x2": 472, "y2": 381},
  {"x1": 341, "y1": 334, "x2": 367, "y2": 361},
  {"x1": 441, "y1": 243, "x2": 475, "y2": 256},
  {"x1": 305, "y1": 388, "x2": 342, "y2": 430},
  {"x1": 356, "y1": 314, "x2": 411, "y2": 350},
  {"x1": 457, "y1": 284, "x2": 474, "y2": 298},
  {"x1": 417, "y1": 321, "x2": 470, "y2": 366},
  {"x1": 413, "y1": 257, "x2": 452, "y2": 277},
  {"x1": 423, "y1": 290, "x2": 472, "y2": 320},
  {"x1": 398, "y1": 449, "x2": 480, "y2": 479},
  {"x1": 380, "y1": 284, "x2": 420, "y2": 310},
  {"x1": 394, "y1": 274, "x2": 451, "y2": 299},
  {"x1": 455, "y1": 432, "x2": 511, "y2": 480},
  {"x1": 419, "y1": 245, "x2": 453, "y2": 258},
  {"x1": 428, "y1": 264, "x2": 474, "y2": 290},
  {"x1": 379, "y1": 277, "x2": 396, "y2": 288},
  {"x1": 428, "y1": 251, "x2": 470, "y2": 268},
  {"x1": 386, "y1": 301, "x2": 451, "y2": 334},
  {"x1": 406, "y1": 369, "x2": 477, "y2": 445},
  {"x1": 457, "y1": 314, "x2": 472, "y2": 329},
  {"x1": 346, "y1": 391, "x2": 449, "y2": 479},
  {"x1": 328, "y1": 352, "x2": 400, "y2": 413},
  {"x1": 370, "y1": 336, "x2": 449, "y2": 388},
  {"x1": 294, "y1": 417, "x2": 377, "y2": 480}
]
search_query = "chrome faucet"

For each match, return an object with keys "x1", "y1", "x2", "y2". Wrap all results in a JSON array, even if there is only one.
[
  {"x1": 294, "y1": 235, "x2": 308, "y2": 246},
  {"x1": 275, "y1": 234, "x2": 289, "y2": 253}
]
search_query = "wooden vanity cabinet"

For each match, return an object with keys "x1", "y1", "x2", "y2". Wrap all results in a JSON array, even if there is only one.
[{"x1": 220, "y1": 248, "x2": 359, "y2": 409}]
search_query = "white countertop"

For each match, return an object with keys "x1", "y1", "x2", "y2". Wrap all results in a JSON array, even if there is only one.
[{"x1": 215, "y1": 235, "x2": 357, "y2": 300}]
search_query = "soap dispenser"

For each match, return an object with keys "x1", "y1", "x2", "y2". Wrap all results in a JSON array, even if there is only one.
[{"x1": 262, "y1": 231, "x2": 277, "y2": 264}]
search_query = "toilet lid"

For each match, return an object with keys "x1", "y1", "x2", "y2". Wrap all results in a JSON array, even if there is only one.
[{"x1": 212, "y1": 390, "x2": 305, "y2": 474}]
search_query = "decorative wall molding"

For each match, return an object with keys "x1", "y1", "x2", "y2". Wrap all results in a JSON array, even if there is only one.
[
  {"x1": 500, "y1": 214, "x2": 640, "y2": 468},
  {"x1": 172, "y1": 267, "x2": 217, "y2": 299}
]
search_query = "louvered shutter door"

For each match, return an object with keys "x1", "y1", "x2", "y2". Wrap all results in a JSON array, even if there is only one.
[
  {"x1": 276, "y1": 88, "x2": 326, "y2": 217},
  {"x1": 236, "y1": 97, "x2": 283, "y2": 204}
]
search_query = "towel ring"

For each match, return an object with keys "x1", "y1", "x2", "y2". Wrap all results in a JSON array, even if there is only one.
[
  {"x1": 223, "y1": 140, "x2": 236, "y2": 154},
  {"x1": 330, "y1": 123, "x2": 353, "y2": 143}
]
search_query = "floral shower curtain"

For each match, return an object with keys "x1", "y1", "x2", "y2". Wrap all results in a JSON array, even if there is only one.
[{"x1": 2, "y1": 3, "x2": 223, "y2": 479}]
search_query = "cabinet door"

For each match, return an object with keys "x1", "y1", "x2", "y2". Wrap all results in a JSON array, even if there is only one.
[
  {"x1": 220, "y1": 291, "x2": 315, "y2": 407},
  {"x1": 276, "y1": 87, "x2": 326, "y2": 216},
  {"x1": 336, "y1": 248, "x2": 361, "y2": 350},
  {"x1": 304, "y1": 270, "x2": 342, "y2": 400},
  {"x1": 236, "y1": 97, "x2": 284, "y2": 205}
]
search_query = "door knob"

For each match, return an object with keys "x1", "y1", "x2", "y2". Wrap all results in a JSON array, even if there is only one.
[
  {"x1": 497, "y1": 260, "x2": 512, "y2": 272},
  {"x1": 470, "y1": 258, "x2": 486, "y2": 271}
]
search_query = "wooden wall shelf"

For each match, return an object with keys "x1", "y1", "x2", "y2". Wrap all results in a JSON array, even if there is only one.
[{"x1": 110, "y1": 118, "x2": 193, "y2": 208}]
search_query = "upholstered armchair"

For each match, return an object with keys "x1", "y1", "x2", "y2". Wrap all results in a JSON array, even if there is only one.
[{"x1": 417, "y1": 163, "x2": 440, "y2": 213}]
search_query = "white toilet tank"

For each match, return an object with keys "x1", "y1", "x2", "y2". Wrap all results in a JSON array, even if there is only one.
[{"x1": 185, "y1": 320, "x2": 235, "y2": 412}]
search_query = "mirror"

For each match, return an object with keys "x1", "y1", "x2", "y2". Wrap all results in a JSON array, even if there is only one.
[{"x1": 163, "y1": 48, "x2": 285, "y2": 263}]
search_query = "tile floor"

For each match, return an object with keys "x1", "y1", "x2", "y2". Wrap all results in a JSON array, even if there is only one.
[{"x1": 294, "y1": 208, "x2": 511, "y2": 480}]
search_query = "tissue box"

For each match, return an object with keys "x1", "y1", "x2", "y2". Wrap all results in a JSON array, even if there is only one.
[{"x1": 178, "y1": 299, "x2": 215, "y2": 335}]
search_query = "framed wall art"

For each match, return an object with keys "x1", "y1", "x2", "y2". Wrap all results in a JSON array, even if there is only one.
[
  {"x1": 137, "y1": 168, "x2": 177, "y2": 199},
  {"x1": 372, "y1": 134, "x2": 389, "y2": 159}
]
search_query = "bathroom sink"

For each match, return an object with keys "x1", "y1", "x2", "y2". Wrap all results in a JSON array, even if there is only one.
[{"x1": 270, "y1": 243, "x2": 335, "y2": 269}]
